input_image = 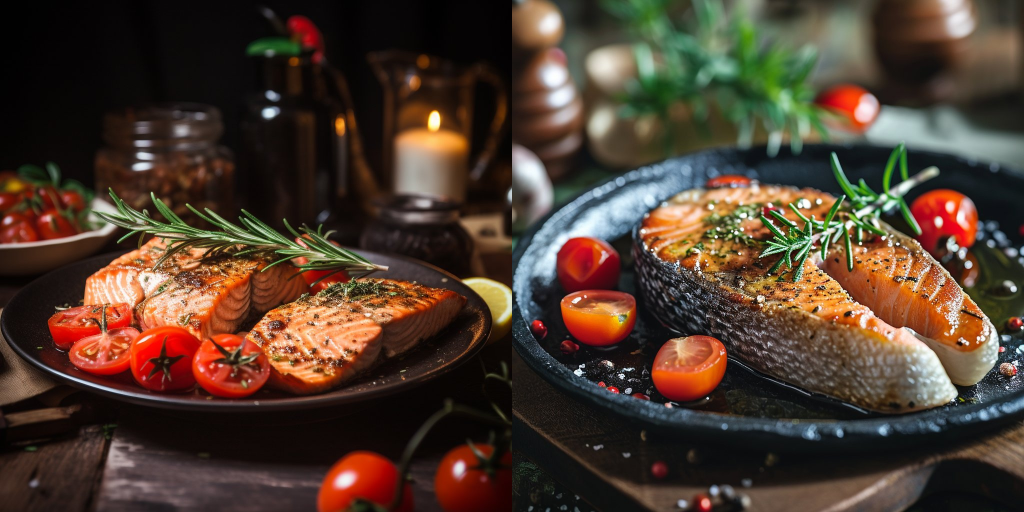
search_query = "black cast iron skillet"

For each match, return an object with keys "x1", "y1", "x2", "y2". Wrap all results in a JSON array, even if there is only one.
[
  {"x1": 512, "y1": 143, "x2": 1024, "y2": 453},
  {"x1": 2, "y1": 250, "x2": 490, "y2": 412}
]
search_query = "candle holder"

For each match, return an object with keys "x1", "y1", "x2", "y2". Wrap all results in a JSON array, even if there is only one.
[{"x1": 369, "y1": 51, "x2": 506, "y2": 202}]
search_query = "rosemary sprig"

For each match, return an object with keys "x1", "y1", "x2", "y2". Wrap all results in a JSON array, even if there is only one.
[
  {"x1": 605, "y1": 0, "x2": 828, "y2": 157},
  {"x1": 759, "y1": 144, "x2": 938, "y2": 281},
  {"x1": 95, "y1": 190, "x2": 387, "y2": 279}
]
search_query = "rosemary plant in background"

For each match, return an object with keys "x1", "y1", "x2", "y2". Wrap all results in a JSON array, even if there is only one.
[
  {"x1": 603, "y1": 0, "x2": 828, "y2": 156},
  {"x1": 96, "y1": 190, "x2": 387, "y2": 280},
  {"x1": 759, "y1": 143, "x2": 934, "y2": 281}
]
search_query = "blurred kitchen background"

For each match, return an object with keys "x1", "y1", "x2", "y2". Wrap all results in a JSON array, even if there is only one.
[
  {"x1": 1, "y1": 0, "x2": 510, "y2": 280},
  {"x1": 510, "y1": 0, "x2": 1024, "y2": 243}
]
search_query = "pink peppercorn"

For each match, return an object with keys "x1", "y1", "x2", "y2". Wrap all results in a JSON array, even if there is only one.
[{"x1": 651, "y1": 461, "x2": 668, "y2": 479}]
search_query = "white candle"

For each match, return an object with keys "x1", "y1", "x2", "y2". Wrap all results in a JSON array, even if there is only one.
[{"x1": 394, "y1": 111, "x2": 469, "y2": 202}]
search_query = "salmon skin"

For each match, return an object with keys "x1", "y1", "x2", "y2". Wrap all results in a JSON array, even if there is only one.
[
  {"x1": 84, "y1": 238, "x2": 307, "y2": 339},
  {"x1": 636, "y1": 184, "x2": 997, "y2": 413},
  {"x1": 246, "y1": 279, "x2": 466, "y2": 394}
]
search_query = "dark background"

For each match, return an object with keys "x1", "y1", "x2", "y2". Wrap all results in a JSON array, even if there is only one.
[{"x1": 1, "y1": 0, "x2": 508, "y2": 186}]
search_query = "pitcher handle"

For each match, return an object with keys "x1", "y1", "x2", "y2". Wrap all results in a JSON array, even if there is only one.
[{"x1": 468, "y1": 62, "x2": 507, "y2": 182}]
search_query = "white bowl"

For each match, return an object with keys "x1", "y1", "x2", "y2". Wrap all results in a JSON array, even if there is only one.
[{"x1": 0, "y1": 198, "x2": 119, "y2": 276}]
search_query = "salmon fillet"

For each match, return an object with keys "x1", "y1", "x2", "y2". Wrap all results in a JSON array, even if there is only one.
[
  {"x1": 246, "y1": 279, "x2": 466, "y2": 394},
  {"x1": 85, "y1": 238, "x2": 307, "y2": 339},
  {"x1": 636, "y1": 183, "x2": 996, "y2": 413},
  {"x1": 822, "y1": 226, "x2": 998, "y2": 385}
]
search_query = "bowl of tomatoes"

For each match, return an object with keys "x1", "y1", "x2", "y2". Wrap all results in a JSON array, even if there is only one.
[{"x1": 0, "y1": 164, "x2": 118, "y2": 276}]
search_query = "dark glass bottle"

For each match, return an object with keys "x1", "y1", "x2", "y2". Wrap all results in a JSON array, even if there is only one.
[{"x1": 240, "y1": 52, "x2": 377, "y2": 244}]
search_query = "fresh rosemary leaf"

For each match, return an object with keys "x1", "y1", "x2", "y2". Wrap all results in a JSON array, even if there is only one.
[
  {"x1": 96, "y1": 191, "x2": 387, "y2": 278},
  {"x1": 757, "y1": 145, "x2": 936, "y2": 281}
]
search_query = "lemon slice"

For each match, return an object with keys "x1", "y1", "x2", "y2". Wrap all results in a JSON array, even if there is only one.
[{"x1": 463, "y1": 277, "x2": 513, "y2": 343}]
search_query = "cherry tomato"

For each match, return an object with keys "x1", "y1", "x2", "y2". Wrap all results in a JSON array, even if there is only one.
[
  {"x1": 293, "y1": 236, "x2": 350, "y2": 293},
  {"x1": 47, "y1": 303, "x2": 133, "y2": 350},
  {"x1": 909, "y1": 189, "x2": 978, "y2": 255},
  {"x1": 317, "y1": 451, "x2": 414, "y2": 512},
  {"x1": 705, "y1": 175, "x2": 752, "y2": 189},
  {"x1": 59, "y1": 190, "x2": 86, "y2": 212},
  {"x1": 130, "y1": 326, "x2": 202, "y2": 392},
  {"x1": 556, "y1": 237, "x2": 621, "y2": 292},
  {"x1": 35, "y1": 209, "x2": 77, "y2": 240},
  {"x1": 69, "y1": 327, "x2": 139, "y2": 375},
  {"x1": 0, "y1": 220, "x2": 39, "y2": 243},
  {"x1": 25, "y1": 185, "x2": 61, "y2": 210},
  {"x1": 1, "y1": 211, "x2": 33, "y2": 228},
  {"x1": 287, "y1": 15, "x2": 325, "y2": 63},
  {"x1": 652, "y1": 336, "x2": 727, "y2": 402},
  {"x1": 814, "y1": 84, "x2": 880, "y2": 133},
  {"x1": 0, "y1": 171, "x2": 26, "y2": 193},
  {"x1": 435, "y1": 443, "x2": 513, "y2": 512},
  {"x1": 0, "y1": 192, "x2": 19, "y2": 213},
  {"x1": 192, "y1": 334, "x2": 270, "y2": 398},
  {"x1": 559, "y1": 290, "x2": 636, "y2": 346}
]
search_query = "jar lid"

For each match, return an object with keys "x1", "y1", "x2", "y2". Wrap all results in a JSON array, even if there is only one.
[
  {"x1": 372, "y1": 194, "x2": 462, "y2": 225},
  {"x1": 103, "y1": 103, "x2": 223, "y2": 149}
]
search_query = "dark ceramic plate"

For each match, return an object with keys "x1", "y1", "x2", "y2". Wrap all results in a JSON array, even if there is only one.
[
  {"x1": 513, "y1": 144, "x2": 1024, "y2": 452},
  {"x1": 2, "y1": 250, "x2": 490, "y2": 412}
]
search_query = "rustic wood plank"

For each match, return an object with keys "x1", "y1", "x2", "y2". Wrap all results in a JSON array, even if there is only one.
[
  {"x1": 93, "y1": 349, "x2": 510, "y2": 512},
  {"x1": 0, "y1": 423, "x2": 110, "y2": 512},
  {"x1": 512, "y1": 353, "x2": 1024, "y2": 512}
]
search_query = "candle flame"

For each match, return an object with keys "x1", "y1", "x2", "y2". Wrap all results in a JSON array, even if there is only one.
[
  {"x1": 334, "y1": 116, "x2": 346, "y2": 136},
  {"x1": 428, "y1": 111, "x2": 441, "y2": 132}
]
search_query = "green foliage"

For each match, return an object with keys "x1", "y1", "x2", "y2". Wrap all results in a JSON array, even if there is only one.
[
  {"x1": 96, "y1": 190, "x2": 387, "y2": 279},
  {"x1": 603, "y1": 0, "x2": 828, "y2": 156},
  {"x1": 758, "y1": 144, "x2": 929, "y2": 281}
]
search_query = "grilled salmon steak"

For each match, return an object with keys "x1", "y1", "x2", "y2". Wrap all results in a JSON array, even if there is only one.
[
  {"x1": 85, "y1": 238, "x2": 307, "y2": 339},
  {"x1": 246, "y1": 279, "x2": 466, "y2": 394},
  {"x1": 636, "y1": 184, "x2": 997, "y2": 413}
]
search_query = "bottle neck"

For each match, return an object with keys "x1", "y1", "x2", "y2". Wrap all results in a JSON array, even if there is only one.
[{"x1": 257, "y1": 55, "x2": 327, "y2": 100}]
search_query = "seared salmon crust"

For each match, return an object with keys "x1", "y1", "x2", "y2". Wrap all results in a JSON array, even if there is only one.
[
  {"x1": 246, "y1": 279, "x2": 465, "y2": 394},
  {"x1": 635, "y1": 184, "x2": 997, "y2": 413}
]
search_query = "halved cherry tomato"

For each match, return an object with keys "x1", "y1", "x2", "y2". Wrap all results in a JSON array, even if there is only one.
[
  {"x1": 910, "y1": 189, "x2": 978, "y2": 256},
  {"x1": 705, "y1": 175, "x2": 752, "y2": 189},
  {"x1": 47, "y1": 303, "x2": 133, "y2": 350},
  {"x1": 318, "y1": 451, "x2": 414, "y2": 512},
  {"x1": 435, "y1": 443, "x2": 513, "y2": 512},
  {"x1": 556, "y1": 237, "x2": 620, "y2": 292},
  {"x1": 652, "y1": 335, "x2": 727, "y2": 402},
  {"x1": 130, "y1": 326, "x2": 202, "y2": 392},
  {"x1": 35, "y1": 209, "x2": 77, "y2": 240},
  {"x1": 814, "y1": 84, "x2": 880, "y2": 133},
  {"x1": 560, "y1": 290, "x2": 636, "y2": 346},
  {"x1": 293, "y1": 235, "x2": 350, "y2": 293},
  {"x1": 59, "y1": 190, "x2": 86, "y2": 212},
  {"x1": 0, "y1": 220, "x2": 39, "y2": 243},
  {"x1": 69, "y1": 327, "x2": 140, "y2": 375},
  {"x1": 192, "y1": 334, "x2": 270, "y2": 398}
]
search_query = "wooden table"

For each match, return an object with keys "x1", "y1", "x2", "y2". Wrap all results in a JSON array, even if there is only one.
[
  {"x1": 513, "y1": 352, "x2": 1024, "y2": 512},
  {"x1": 0, "y1": 256, "x2": 515, "y2": 512}
]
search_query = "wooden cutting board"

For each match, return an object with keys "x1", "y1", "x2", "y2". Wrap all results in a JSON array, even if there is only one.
[{"x1": 512, "y1": 354, "x2": 1024, "y2": 511}]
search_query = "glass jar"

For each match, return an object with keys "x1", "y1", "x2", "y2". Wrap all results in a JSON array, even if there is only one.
[
  {"x1": 95, "y1": 104, "x2": 235, "y2": 227},
  {"x1": 360, "y1": 194, "x2": 474, "y2": 276}
]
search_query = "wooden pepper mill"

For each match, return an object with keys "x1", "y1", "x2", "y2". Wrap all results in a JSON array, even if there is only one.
[
  {"x1": 872, "y1": 0, "x2": 976, "y2": 105},
  {"x1": 511, "y1": 0, "x2": 583, "y2": 181}
]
